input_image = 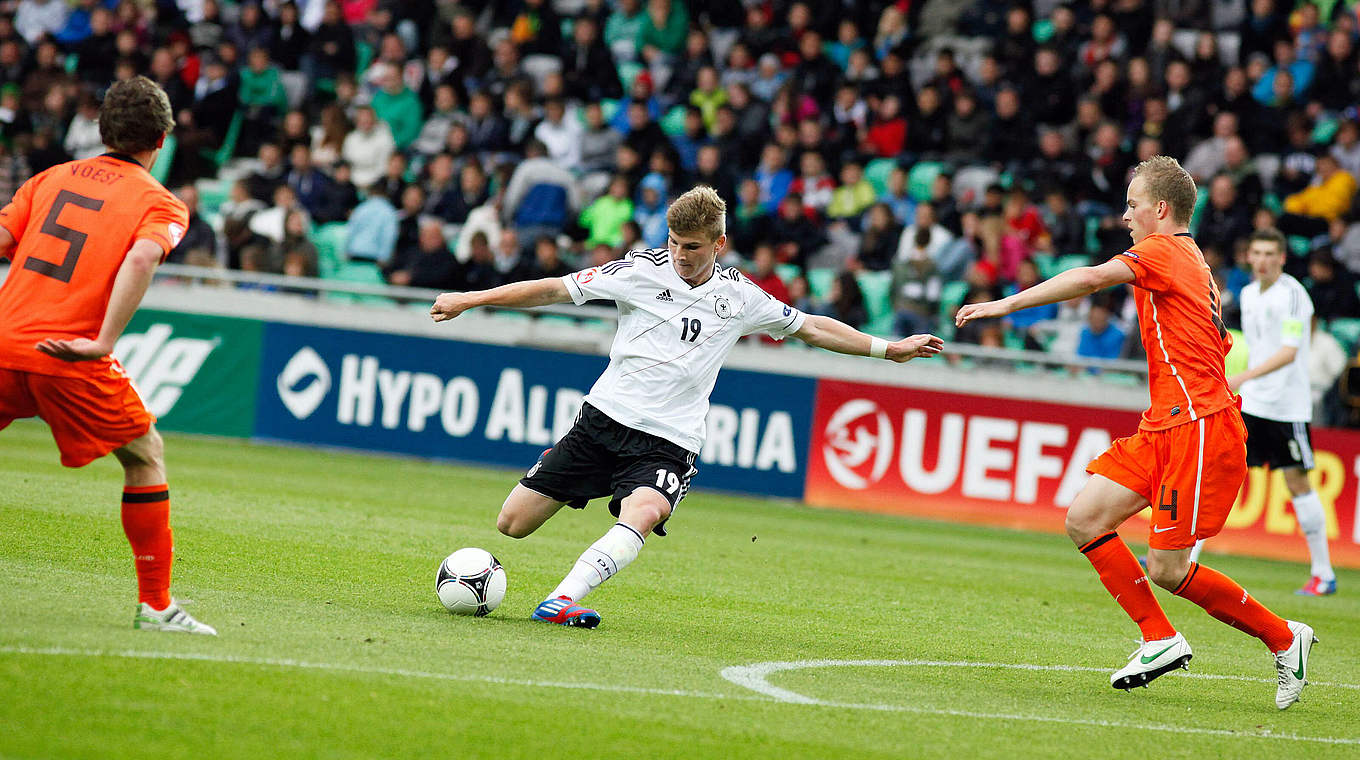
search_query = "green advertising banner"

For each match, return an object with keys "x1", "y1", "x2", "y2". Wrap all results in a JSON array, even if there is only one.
[{"x1": 116, "y1": 309, "x2": 263, "y2": 437}]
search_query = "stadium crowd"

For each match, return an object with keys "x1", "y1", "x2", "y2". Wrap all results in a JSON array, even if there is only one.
[{"x1": 1, "y1": 0, "x2": 1360, "y2": 422}]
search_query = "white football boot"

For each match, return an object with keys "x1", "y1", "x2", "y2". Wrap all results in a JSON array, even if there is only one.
[
  {"x1": 133, "y1": 603, "x2": 218, "y2": 635},
  {"x1": 1110, "y1": 632, "x2": 1192, "y2": 690},
  {"x1": 1274, "y1": 620, "x2": 1317, "y2": 710}
]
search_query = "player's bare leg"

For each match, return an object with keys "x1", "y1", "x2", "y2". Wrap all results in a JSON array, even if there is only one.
[
  {"x1": 1067, "y1": 475, "x2": 1190, "y2": 689},
  {"x1": 1282, "y1": 467, "x2": 1336, "y2": 595},
  {"x1": 496, "y1": 484, "x2": 567, "y2": 538},
  {"x1": 533, "y1": 488, "x2": 669, "y2": 628},
  {"x1": 113, "y1": 426, "x2": 215, "y2": 635}
]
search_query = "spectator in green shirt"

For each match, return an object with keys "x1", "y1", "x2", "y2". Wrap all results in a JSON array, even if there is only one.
[
  {"x1": 580, "y1": 175, "x2": 636, "y2": 247},
  {"x1": 638, "y1": 0, "x2": 688, "y2": 64},
  {"x1": 237, "y1": 46, "x2": 290, "y2": 156},
  {"x1": 605, "y1": 0, "x2": 645, "y2": 62},
  {"x1": 370, "y1": 63, "x2": 424, "y2": 151}
]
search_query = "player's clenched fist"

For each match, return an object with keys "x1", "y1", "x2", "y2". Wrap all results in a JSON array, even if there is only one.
[
  {"x1": 888, "y1": 334, "x2": 944, "y2": 362},
  {"x1": 430, "y1": 293, "x2": 470, "y2": 322}
]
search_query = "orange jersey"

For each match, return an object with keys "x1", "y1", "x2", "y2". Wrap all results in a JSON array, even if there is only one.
[
  {"x1": 1115, "y1": 232, "x2": 1237, "y2": 430},
  {"x1": 0, "y1": 153, "x2": 187, "y2": 377}
]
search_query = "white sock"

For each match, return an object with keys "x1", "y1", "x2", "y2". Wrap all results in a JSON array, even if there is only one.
[
  {"x1": 549, "y1": 523, "x2": 645, "y2": 602},
  {"x1": 1188, "y1": 539, "x2": 1204, "y2": 563},
  {"x1": 1292, "y1": 491, "x2": 1335, "y2": 581}
]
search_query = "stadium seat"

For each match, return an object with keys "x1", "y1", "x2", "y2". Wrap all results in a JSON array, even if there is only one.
[
  {"x1": 1312, "y1": 116, "x2": 1340, "y2": 145},
  {"x1": 1189, "y1": 186, "x2": 1208, "y2": 235},
  {"x1": 599, "y1": 98, "x2": 620, "y2": 123},
  {"x1": 856, "y1": 270, "x2": 895, "y2": 336},
  {"x1": 907, "y1": 161, "x2": 945, "y2": 202},
  {"x1": 936, "y1": 279, "x2": 970, "y2": 338},
  {"x1": 660, "y1": 105, "x2": 688, "y2": 136},
  {"x1": 807, "y1": 267, "x2": 837, "y2": 300},
  {"x1": 203, "y1": 111, "x2": 243, "y2": 169},
  {"x1": 774, "y1": 263, "x2": 801, "y2": 284},
  {"x1": 196, "y1": 180, "x2": 230, "y2": 217},
  {"x1": 311, "y1": 223, "x2": 348, "y2": 278},
  {"x1": 1329, "y1": 318, "x2": 1360, "y2": 354},
  {"x1": 1055, "y1": 254, "x2": 1089, "y2": 274},
  {"x1": 864, "y1": 158, "x2": 898, "y2": 196},
  {"x1": 1287, "y1": 234, "x2": 1313, "y2": 258},
  {"x1": 355, "y1": 40, "x2": 374, "y2": 76},
  {"x1": 323, "y1": 261, "x2": 392, "y2": 305},
  {"x1": 617, "y1": 61, "x2": 644, "y2": 90},
  {"x1": 150, "y1": 134, "x2": 176, "y2": 185},
  {"x1": 952, "y1": 165, "x2": 998, "y2": 204},
  {"x1": 1031, "y1": 252, "x2": 1057, "y2": 280}
]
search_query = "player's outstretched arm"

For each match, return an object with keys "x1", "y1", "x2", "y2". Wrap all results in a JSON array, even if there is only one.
[
  {"x1": 430, "y1": 277, "x2": 573, "y2": 322},
  {"x1": 35, "y1": 238, "x2": 163, "y2": 362},
  {"x1": 793, "y1": 314, "x2": 944, "y2": 363},
  {"x1": 955, "y1": 258, "x2": 1135, "y2": 327}
]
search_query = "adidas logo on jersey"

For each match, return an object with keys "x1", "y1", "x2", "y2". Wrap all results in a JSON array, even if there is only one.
[{"x1": 655, "y1": 289, "x2": 674, "y2": 302}]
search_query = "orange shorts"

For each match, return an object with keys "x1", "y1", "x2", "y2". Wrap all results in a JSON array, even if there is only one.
[
  {"x1": 0, "y1": 361, "x2": 155, "y2": 467},
  {"x1": 1087, "y1": 408, "x2": 1247, "y2": 550}
]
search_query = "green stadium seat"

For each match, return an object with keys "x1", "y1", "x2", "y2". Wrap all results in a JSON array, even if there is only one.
[
  {"x1": 1084, "y1": 215, "x2": 1101, "y2": 255},
  {"x1": 807, "y1": 267, "x2": 837, "y2": 300},
  {"x1": 203, "y1": 111, "x2": 243, "y2": 168},
  {"x1": 323, "y1": 261, "x2": 392, "y2": 306},
  {"x1": 150, "y1": 134, "x2": 176, "y2": 185},
  {"x1": 1311, "y1": 116, "x2": 1340, "y2": 145},
  {"x1": 936, "y1": 279, "x2": 970, "y2": 339},
  {"x1": 774, "y1": 263, "x2": 801, "y2": 283},
  {"x1": 599, "y1": 98, "x2": 620, "y2": 123},
  {"x1": 1055, "y1": 254, "x2": 1090, "y2": 274},
  {"x1": 355, "y1": 40, "x2": 374, "y2": 76},
  {"x1": 864, "y1": 158, "x2": 898, "y2": 196},
  {"x1": 1031, "y1": 252, "x2": 1057, "y2": 279},
  {"x1": 907, "y1": 161, "x2": 945, "y2": 202},
  {"x1": 1287, "y1": 235, "x2": 1313, "y2": 258},
  {"x1": 311, "y1": 223, "x2": 348, "y2": 278},
  {"x1": 617, "y1": 61, "x2": 644, "y2": 90},
  {"x1": 856, "y1": 270, "x2": 894, "y2": 335},
  {"x1": 660, "y1": 105, "x2": 688, "y2": 136},
  {"x1": 1031, "y1": 19, "x2": 1054, "y2": 43},
  {"x1": 1328, "y1": 318, "x2": 1360, "y2": 354},
  {"x1": 1262, "y1": 192, "x2": 1283, "y2": 214},
  {"x1": 196, "y1": 180, "x2": 229, "y2": 216},
  {"x1": 1189, "y1": 186, "x2": 1208, "y2": 235}
]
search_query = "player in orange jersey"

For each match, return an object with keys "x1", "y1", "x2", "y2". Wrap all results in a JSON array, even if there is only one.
[
  {"x1": 957, "y1": 157, "x2": 1313, "y2": 708},
  {"x1": 0, "y1": 77, "x2": 215, "y2": 634}
]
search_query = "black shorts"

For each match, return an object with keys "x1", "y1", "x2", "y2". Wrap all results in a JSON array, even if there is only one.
[
  {"x1": 519, "y1": 403, "x2": 697, "y2": 536},
  {"x1": 1243, "y1": 412, "x2": 1314, "y2": 470}
]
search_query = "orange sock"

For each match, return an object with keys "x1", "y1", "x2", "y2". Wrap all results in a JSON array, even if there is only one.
[
  {"x1": 1079, "y1": 531, "x2": 1176, "y2": 642},
  {"x1": 121, "y1": 485, "x2": 173, "y2": 610},
  {"x1": 1172, "y1": 562, "x2": 1293, "y2": 651}
]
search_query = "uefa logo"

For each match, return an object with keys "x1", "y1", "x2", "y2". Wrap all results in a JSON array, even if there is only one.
[{"x1": 821, "y1": 399, "x2": 894, "y2": 490}]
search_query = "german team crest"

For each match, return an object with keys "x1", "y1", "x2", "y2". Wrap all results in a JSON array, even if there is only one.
[{"x1": 714, "y1": 296, "x2": 732, "y2": 319}]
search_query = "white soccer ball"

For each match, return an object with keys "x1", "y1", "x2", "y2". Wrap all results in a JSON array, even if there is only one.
[{"x1": 436, "y1": 548, "x2": 507, "y2": 616}]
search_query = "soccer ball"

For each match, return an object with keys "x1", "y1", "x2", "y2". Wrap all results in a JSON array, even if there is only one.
[{"x1": 436, "y1": 548, "x2": 507, "y2": 616}]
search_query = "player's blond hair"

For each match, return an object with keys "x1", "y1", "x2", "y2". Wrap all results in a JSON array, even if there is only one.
[
  {"x1": 99, "y1": 76, "x2": 174, "y2": 155},
  {"x1": 1131, "y1": 155, "x2": 1196, "y2": 226},
  {"x1": 666, "y1": 185, "x2": 726, "y2": 243}
]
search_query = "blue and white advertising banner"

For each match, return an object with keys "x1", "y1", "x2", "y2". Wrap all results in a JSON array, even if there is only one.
[{"x1": 255, "y1": 323, "x2": 814, "y2": 498}]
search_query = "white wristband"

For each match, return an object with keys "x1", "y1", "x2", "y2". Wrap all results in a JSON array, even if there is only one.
[{"x1": 869, "y1": 337, "x2": 888, "y2": 359}]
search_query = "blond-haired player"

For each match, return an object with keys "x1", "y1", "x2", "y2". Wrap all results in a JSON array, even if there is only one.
[
  {"x1": 957, "y1": 157, "x2": 1314, "y2": 708},
  {"x1": 431, "y1": 186, "x2": 943, "y2": 626}
]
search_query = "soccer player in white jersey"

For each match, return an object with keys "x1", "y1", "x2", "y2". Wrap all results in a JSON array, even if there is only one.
[
  {"x1": 1221, "y1": 228, "x2": 1336, "y2": 595},
  {"x1": 430, "y1": 186, "x2": 944, "y2": 627}
]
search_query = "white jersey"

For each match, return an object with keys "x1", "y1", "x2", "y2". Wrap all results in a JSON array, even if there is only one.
[
  {"x1": 1239, "y1": 273, "x2": 1313, "y2": 422},
  {"x1": 561, "y1": 248, "x2": 807, "y2": 452}
]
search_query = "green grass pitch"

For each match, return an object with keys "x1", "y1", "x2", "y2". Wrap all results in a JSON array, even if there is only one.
[{"x1": 2, "y1": 419, "x2": 1357, "y2": 759}]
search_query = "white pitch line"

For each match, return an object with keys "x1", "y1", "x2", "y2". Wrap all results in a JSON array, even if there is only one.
[
  {"x1": 719, "y1": 659, "x2": 1360, "y2": 747},
  {"x1": 0, "y1": 645, "x2": 748, "y2": 702},
  {"x1": 4, "y1": 647, "x2": 1357, "y2": 746}
]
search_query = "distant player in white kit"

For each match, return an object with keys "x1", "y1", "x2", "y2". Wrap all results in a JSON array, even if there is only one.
[
  {"x1": 430, "y1": 186, "x2": 944, "y2": 626},
  {"x1": 1221, "y1": 228, "x2": 1336, "y2": 595}
]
